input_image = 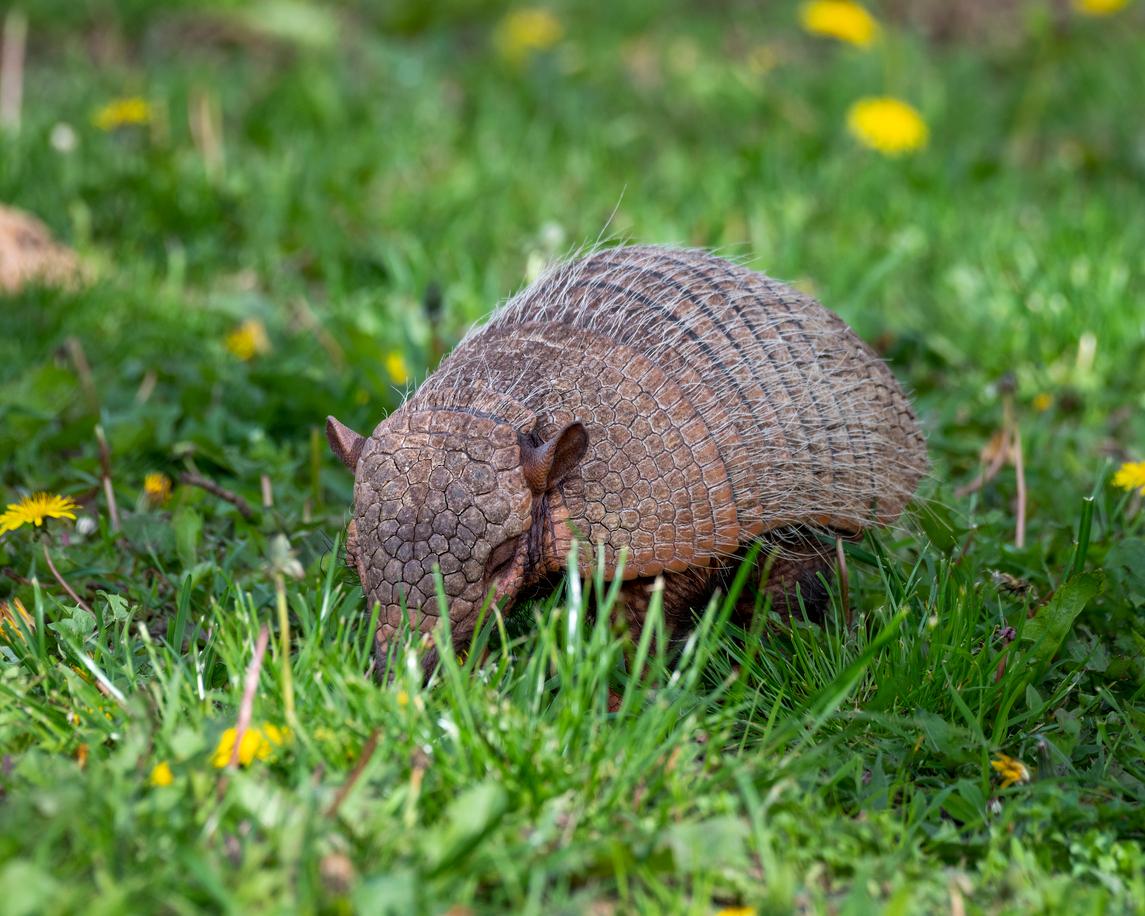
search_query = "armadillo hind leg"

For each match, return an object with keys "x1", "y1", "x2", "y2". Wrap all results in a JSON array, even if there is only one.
[
  {"x1": 615, "y1": 539, "x2": 836, "y2": 635},
  {"x1": 612, "y1": 529, "x2": 843, "y2": 645},
  {"x1": 732, "y1": 529, "x2": 838, "y2": 621},
  {"x1": 749, "y1": 548, "x2": 834, "y2": 621},
  {"x1": 617, "y1": 568, "x2": 720, "y2": 636}
]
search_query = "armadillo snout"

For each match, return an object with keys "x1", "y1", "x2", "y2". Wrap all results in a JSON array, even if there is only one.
[{"x1": 350, "y1": 409, "x2": 535, "y2": 649}]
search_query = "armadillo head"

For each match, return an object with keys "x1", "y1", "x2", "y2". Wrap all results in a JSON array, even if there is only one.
[{"x1": 327, "y1": 410, "x2": 587, "y2": 675}]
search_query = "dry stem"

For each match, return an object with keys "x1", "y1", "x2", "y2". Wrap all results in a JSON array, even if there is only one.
[
  {"x1": 42, "y1": 542, "x2": 93, "y2": 615},
  {"x1": 94, "y1": 424, "x2": 121, "y2": 532},
  {"x1": 324, "y1": 729, "x2": 380, "y2": 819},
  {"x1": 189, "y1": 86, "x2": 224, "y2": 178},
  {"x1": 225, "y1": 625, "x2": 269, "y2": 769},
  {"x1": 835, "y1": 536, "x2": 851, "y2": 628},
  {"x1": 1013, "y1": 427, "x2": 1026, "y2": 549},
  {"x1": 65, "y1": 337, "x2": 99, "y2": 414},
  {"x1": 274, "y1": 572, "x2": 296, "y2": 727},
  {"x1": 955, "y1": 386, "x2": 1028, "y2": 549},
  {"x1": 0, "y1": 10, "x2": 26, "y2": 131},
  {"x1": 179, "y1": 472, "x2": 256, "y2": 521}
]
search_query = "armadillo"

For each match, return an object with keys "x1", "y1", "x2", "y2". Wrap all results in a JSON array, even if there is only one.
[{"x1": 327, "y1": 246, "x2": 927, "y2": 671}]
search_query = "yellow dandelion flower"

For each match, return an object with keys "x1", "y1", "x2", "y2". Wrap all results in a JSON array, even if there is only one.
[
  {"x1": 144, "y1": 472, "x2": 172, "y2": 506},
  {"x1": 1073, "y1": 0, "x2": 1129, "y2": 15},
  {"x1": 92, "y1": 97, "x2": 152, "y2": 131},
  {"x1": 396, "y1": 689, "x2": 409, "y2": 707},
  {"x1": 224, "y1": 319, "x2": 270, "y2": 361},
  {"x1": 494, "y1": 8, "x2": 564, "y2": 64},
  {"x1": 0, "y1": 492, "x2": 80, "y2": 534},
  {"x1": 150, "y1": 761, "x2": 175, "y2": 787},
  {"x1": 1032, "y1": 392, "x2": 1053, "y2": 412},
  {"x1": 211, "y1": 723, "x2": 290, "y2": 768},
  {"x1": 0, "y1": 597, "x2": 33, "y2": 641},
  {"x1": 800, "y1": 1, "x2": 880, "y2": 47},
  {"x1": 846, "y1": 97, "x2": 929, "y2": 156},
  {"x1": 715, "y1": 909, "x2": 756, "y2": 916},
  {"x1": 1113, "y1": 461, "x2": 1145, "y2": 495},
  {"x1": 991, "y1": 754, "x2": 1031, "y2": 789},
  {"x1": 385, "y1": 351, "x2": 410, "y2": 385}
]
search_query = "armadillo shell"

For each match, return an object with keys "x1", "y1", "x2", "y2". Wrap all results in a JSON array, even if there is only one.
[{"x1": 410, "y1": 246, "x2": 927, "y2": 579}]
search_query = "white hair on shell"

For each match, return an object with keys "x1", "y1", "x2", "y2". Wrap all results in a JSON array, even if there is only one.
[{"x1": 406, "y1": 244, "x2": 928, "y2": 566}]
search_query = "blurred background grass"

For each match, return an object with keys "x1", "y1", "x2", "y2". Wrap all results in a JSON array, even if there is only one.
[
  {"x1": 3, "y1": 0, "x2": 1143, "y2": 495},
  {"x1": 2, "y1": 1, "x2": 1145, "y2": 912}
]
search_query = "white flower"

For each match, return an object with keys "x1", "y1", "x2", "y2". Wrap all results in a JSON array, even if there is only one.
[{"x1": 50, "y1": 123, "x2": 78, "y2": 153}]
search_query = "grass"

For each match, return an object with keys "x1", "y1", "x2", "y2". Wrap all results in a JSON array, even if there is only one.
[{"x1": 2, "y1": 0, "x2": 1145, "y2": 912}]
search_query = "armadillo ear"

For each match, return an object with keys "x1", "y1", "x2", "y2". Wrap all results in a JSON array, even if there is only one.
[
  {"x1": 326, "y1": 416, "x2": 366, "y2": 470},
  {"x1": 521, "y1": 421, "x2": 589, "y2": 493}
]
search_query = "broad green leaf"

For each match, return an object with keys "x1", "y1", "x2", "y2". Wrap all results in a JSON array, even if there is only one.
[
  {"x1": 353, "y1": 868, "x2": 418, "y2": 914},
  {"x1": 420, "y1": 781, "x2": 508, "y2": 874},
  {"x1": 99, "y1": 592, "x2": 131, "y2": 623},
  {"x1": 1022, "y1": 573, "x2": 1103, "y2": 673},
  {"x1": 0, "y1": 860, "x2": 62, "y2": 916},
  {"x1": 663, "y1": 816, "x2": 749, "y2": 874},
  {"x1": 914, "y1": 499, "x2": 966, "y2": 553},
  {"x1": 173, "y1": 506, "x2": 203, "y2": 571},
  {"x1": 1105, "y1": 539, "x2": 1145, "y2": 603},
  {"x1": 48, "y1": 606, "x2": 96, "y2": 641},
  {"x1": 229, "y1": 0, "x2": 339, "y2": 50},
  {"x1": 940, "y1": 780, "x2": 986, "y2": 829},
  {"x1": 913, "y1": 710, "x2": 979, "y2": 764}
]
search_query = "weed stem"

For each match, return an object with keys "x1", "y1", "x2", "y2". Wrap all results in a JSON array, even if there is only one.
[{"x1": 41, "y1": 542, "x2": 92, "y2": 615}]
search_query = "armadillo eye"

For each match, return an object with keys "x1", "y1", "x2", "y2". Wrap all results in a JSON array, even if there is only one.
[{"x1": 484, "y1": 536, "x2": 519, "y2": 581}]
